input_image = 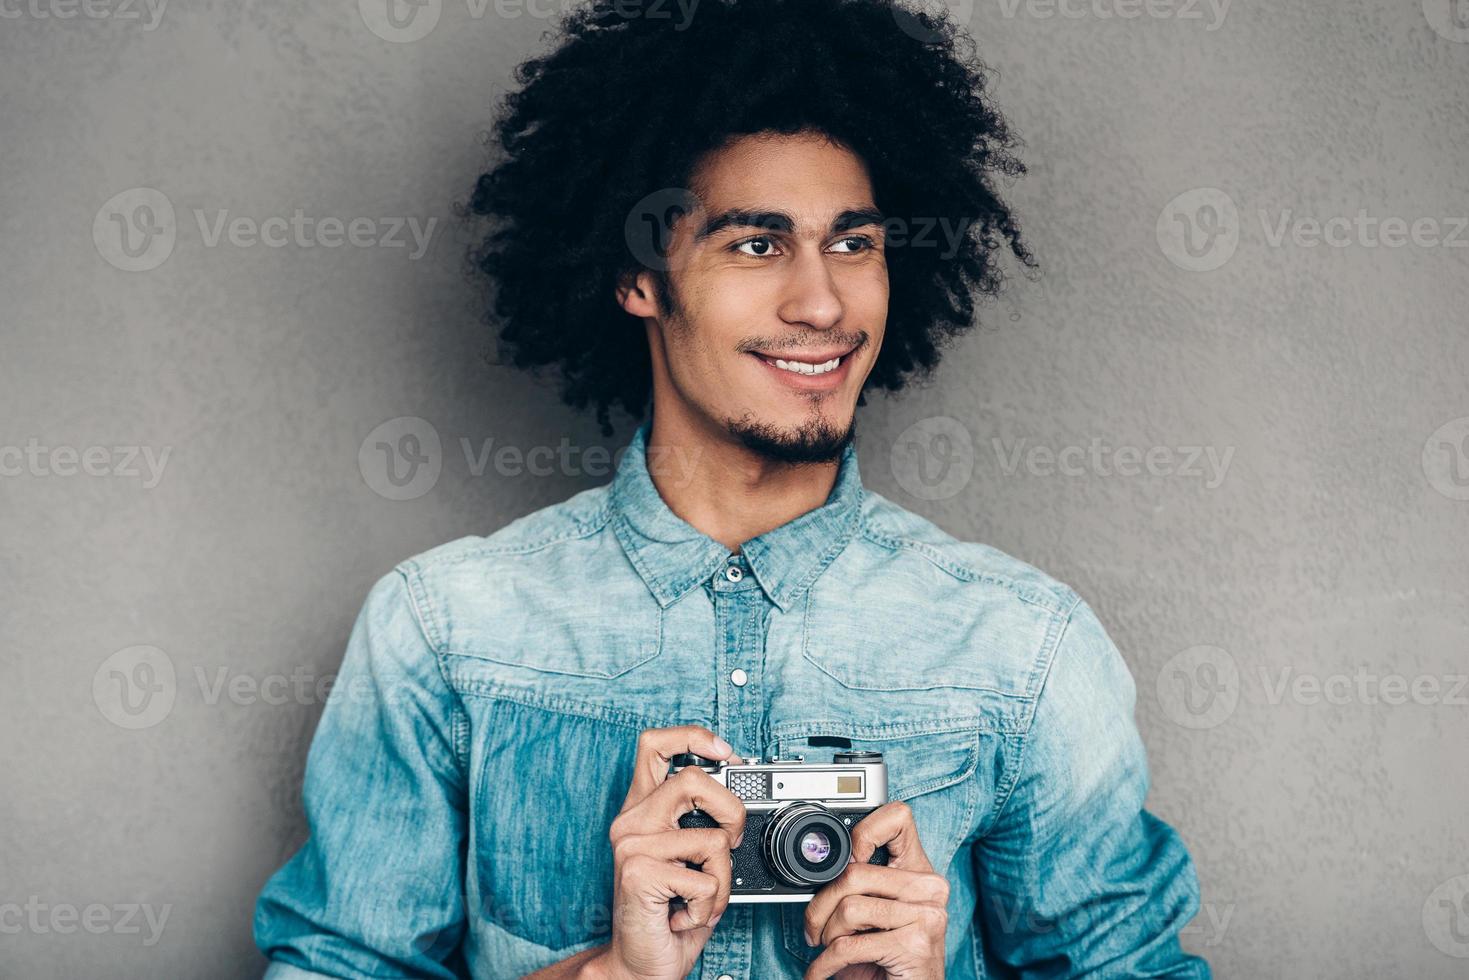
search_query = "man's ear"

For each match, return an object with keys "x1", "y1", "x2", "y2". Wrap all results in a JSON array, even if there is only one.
[{"x1": 615, "y1": 269, "x2": 660, "y2": 319}]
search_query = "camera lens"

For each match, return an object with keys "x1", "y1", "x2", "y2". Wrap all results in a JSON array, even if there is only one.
[
  {"x1": 799, "y1": 830, "x2": 832, "y2": 863},
  {"x1": 763, "y1": 803, "x2": 850, "y2": 888}
]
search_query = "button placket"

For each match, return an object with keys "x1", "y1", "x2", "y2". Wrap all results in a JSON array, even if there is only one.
[{"x1": 705, "y1": 557, "x2": 767, "y2": 978}]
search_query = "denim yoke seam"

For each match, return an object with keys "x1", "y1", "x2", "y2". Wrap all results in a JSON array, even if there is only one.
[
  {"x1": 857, "y1": 526, "x2": 1073, "y2": 619},
  {"x1": 396, "y1": 563, "x2": 472, "y2": 777},
  {"x1": 978, "y1": 592, "x2": 1084, "y2": 837},
  {"x1": 783, "y1": 495, "x2": 865, "y2": 605},
  {"x1": 450, "y1": 675, "x2": 684, "y2": 732}
]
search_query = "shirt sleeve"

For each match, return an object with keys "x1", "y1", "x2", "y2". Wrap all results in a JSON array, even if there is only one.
[
  {"x1": 254, "y1": 568, "x2": 470, "y2": 978},
  {"x1": 972, "y1": 598, "x2": 1211, "y2": 978}
]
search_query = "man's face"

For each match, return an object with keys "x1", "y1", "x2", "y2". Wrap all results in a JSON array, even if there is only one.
[{"x1": 624, "y1": 130, "x2": 889, "y2": 463}]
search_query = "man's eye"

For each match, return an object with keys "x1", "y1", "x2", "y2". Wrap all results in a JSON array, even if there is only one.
[
  {"x1": 829, "y1": 235, "x2": 875, "y2": 253},
  {"x1": 733, "y1": 236, "x2": 779, "y2": 257}
]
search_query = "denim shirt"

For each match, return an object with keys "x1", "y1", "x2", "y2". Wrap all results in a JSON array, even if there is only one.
[{"x1": 255, "y1": 420, "x2": 1210, "y2": 980}]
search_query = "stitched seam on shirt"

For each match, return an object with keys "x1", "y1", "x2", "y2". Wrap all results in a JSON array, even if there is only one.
[
  {"x1": 393, "y1": 565, "x2": 471, "y2": 780},
  {"x1": 412, "y1": 505, "x2": 614, "y2": 571},
  {"x1": 983, "y1": 595, "x2": 1083, "y2": 833},
  {"x1": 769, "y1": 715, "x2": 1003, "y2": 738},
  {"x1": 781, "y1": 495, "x2": 865, "y2": 607},
  {"x1": 450, "y1": 677, "x2": 683, "y2": 730},
  {"x1": 609, "y1": 509, "x2": 673, "y2": 601},
  {"x1": 397, "y1": 561, "x2": 446, "y2": 654},
  {"x1": 859, "y1": 526, "x2": 1071, "y2": 616},
  {"x1": 798, "y1": 586, "x2": 1040, "y2": 711}
]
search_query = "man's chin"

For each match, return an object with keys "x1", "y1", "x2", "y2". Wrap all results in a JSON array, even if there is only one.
[{"x1": 725, "y1": 414, "x2": 855, "y2": 464}]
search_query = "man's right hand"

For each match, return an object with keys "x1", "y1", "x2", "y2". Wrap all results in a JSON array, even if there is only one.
[{"x1": 580, "y1": 726, "x2": 747, "y2": 980}]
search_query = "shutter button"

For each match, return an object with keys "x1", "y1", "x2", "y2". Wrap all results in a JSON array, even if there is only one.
[{"x1": 725, "y1": 565, "x2": 743, "y2": 582}]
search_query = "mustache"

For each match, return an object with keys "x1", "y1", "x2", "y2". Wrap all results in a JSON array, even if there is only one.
[{"x1": 736, "y1": 332, "x2": 869, "y2": 356}]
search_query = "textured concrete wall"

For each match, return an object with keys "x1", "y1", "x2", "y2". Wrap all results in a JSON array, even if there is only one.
[{"x1": 3, "y1": 1, "x2": 1467, "y2": 977}]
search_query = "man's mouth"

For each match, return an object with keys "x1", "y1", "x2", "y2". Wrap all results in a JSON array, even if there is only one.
[{"x1": 749, "y1": 344, "x2": 860, "y2": 378}]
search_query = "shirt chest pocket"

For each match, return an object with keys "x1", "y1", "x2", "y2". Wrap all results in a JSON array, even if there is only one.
[
  {"x1": 466, "y1": 695, "x2": 669, "y2": 953},
  {"x1": 769, "y1": 725, "x2": 981, "y2": 970}
]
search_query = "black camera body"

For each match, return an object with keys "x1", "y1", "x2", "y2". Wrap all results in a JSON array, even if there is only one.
[{"x1": 670, "y1": 751, "x2": 890, "y2": 903}]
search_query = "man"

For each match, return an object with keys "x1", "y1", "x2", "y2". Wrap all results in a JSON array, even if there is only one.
[{"x1": 254, "y1": 1, "x2": 1210, "y2": 977}]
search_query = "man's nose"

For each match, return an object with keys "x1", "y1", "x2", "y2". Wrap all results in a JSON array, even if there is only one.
[{"x1": 776, "y1": 247, "x2": 844, "y2": 330}]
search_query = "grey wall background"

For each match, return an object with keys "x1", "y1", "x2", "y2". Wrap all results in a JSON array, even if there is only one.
[{"x1": 3, "y1": 0, "x2": 1467, "y2": 977}]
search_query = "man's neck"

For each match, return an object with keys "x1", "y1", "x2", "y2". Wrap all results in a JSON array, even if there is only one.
[{"x1": 644, "y1": 411, "x2": 840, "y2": 554}]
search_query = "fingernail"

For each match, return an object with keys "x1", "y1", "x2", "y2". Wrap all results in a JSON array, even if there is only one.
[
  {"x1": 804, "y1": 930, "x2": 816, "y2": 947},
  {"x1": 709, "y1": 911, "x2": 724, "y2": 928},
  {"x1": 711, "y1": 735, "x2": 733, "y2": 756},
  {"x1": 733, "y1": 832, "x2": 744, "y2": 849}
]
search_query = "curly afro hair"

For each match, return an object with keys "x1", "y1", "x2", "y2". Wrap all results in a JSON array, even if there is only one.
[{"x1": 467, "y1": 0, "x2": 1033, "y2": 436}]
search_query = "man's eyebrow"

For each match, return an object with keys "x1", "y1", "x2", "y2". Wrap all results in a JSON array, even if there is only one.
[
  {"x1": 694, "y1": 207, "x2": 886, "y2": 241},
  {"x1": 832, "y1": 207, "x2": 886, "y2": 233}
]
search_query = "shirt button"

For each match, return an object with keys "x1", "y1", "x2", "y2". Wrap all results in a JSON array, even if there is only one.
[
  {"x1": 730, "y1": 668, "x2": 748, "y2": 687},
  {"x1": 717, "y1": 975, "x2": 734, "y2": 980},
  {"x1": 725, "y1": 565, "x2": 743, "y2": 582}
]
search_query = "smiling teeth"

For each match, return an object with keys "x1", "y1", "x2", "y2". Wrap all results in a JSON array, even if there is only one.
[{"x1": 772, "y1": 357, "x2": 840, "y2": 376}]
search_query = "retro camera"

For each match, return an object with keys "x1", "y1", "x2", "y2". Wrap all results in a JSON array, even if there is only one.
[{"x1": 669, "y1": 749, "x2": 889, "y2": 903}]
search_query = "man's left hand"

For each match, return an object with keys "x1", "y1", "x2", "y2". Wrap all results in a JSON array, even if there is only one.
[{"x1": 801, "y1": 800, "x2": 949, "y2": 980}]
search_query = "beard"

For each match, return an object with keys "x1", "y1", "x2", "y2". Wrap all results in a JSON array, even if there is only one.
[{"x1": 724, "y1": 412, "x2": 856, "y2": 464}]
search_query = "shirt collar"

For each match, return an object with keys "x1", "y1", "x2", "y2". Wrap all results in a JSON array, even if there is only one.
[{"x1": 608, "y1": 419, "x2": 865, "y2": 613}]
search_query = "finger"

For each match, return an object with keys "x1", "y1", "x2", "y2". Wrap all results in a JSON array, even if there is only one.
[
  {"x1": 616, "y1": 854, "x2": 723, "y2": 933},
  {"x1": 802, "y1": 923, "x2": 935, "y2": 980},
  {"x1": 850, "y1": 801, "x2": 933, "y2": 871},
  {"x1": 613, "y1": 826, "x2": 734, "y2": 912},
  {"x1": 805, "y1": 864, "x2": 949, "y2": 945},
  {"x1": 622, "y1": 725, "x2": 744, "y2": 812},
  {"x1": 615, "y1": 763, "x2": 748, "y2": 849},
  {"x1": 815, "y1": 894, "x2": 946, "y2": 948}
]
